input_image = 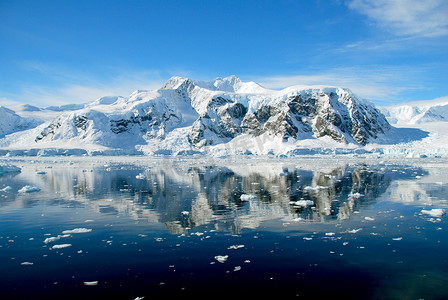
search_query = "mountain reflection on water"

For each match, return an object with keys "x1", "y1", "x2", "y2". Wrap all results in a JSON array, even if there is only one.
[{"x1": 2, "y1": 158, "x2": 433, "y2": 234}]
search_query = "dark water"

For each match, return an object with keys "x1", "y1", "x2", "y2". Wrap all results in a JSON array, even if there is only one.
[{"x1": 1, "y1": 157, "x2": 447, "y2": 299}]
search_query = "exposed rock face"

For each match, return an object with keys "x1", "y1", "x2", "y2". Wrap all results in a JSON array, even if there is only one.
[
  {"x1": 30, "y1": 76, "x2": 391, "y2": 150},
  {"x1": 186, "y1": 84, "x2": 390, "y2": 146}
]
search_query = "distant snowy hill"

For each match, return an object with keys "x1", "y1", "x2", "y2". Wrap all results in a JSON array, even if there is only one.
[
  {"x1": 1, "y1": 75, "x2": 446, "y2": 157},
  {"x1": 0, "y1": 106, "x2": 36, "y2": 137},
  {"x1": 376, "y1": 97, "x2": 448, "y2": 158},
  {"x1": 380, "y1": 97, "x2": 448, "y2": 125}
]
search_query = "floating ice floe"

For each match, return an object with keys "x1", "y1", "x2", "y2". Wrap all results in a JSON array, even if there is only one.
[
  {"x1": 20, "y1": 262, "x2": 33, "y2": 266},
  {"x1": 1, "y1": 186, "x2": 12, "y2": 192},
  {"x1": 349, "y1": 192, "x2": 364, "y2": 198},
  {"x1": 240, "y1": 194, "x2": 257, "y2": 201},
  {"x1": 347, "y1": 228, "x2": 363, "y2": 234},
  {"x1": 228, "y1": 244, "x2": 244, "y2": 250},
  {"x1": 62, "y1": 228, "x2": 92, "y2": 234},
  {"x1": 289, "y1": 200, "x2": 314, "y2": 207},
  {"x1": 214, "y1": 255, "x2": 228, "y2": 263},
  {"x1": 364, "y1": 217, "x2": 375, "y2": 221},
  {"x1": 0, "y1": 163, "x2": 21, "y2": 174},
  {"x1": 43, "y1": 234, "x2": 71, "y2": 244},
  {"x1": 392, "y1": 237, "x2": 403, "y2": 241},
  {"x1": 304, "y1": 185, "x2": 328, "y2": 191},
  {"x1": 83, "y1": 281, "x2": 98, "y2": 286},
  {"x1": 18, "y1": 186, "x2": 41, "y2": 193},
  {"x1": 44, "y1": 236, "x2": 61, "y2": 244},
  {"x1": 135, "y1": 173, "x2": 146, "y2": 179},
  {"x1": 421, "y1": 208, "x2": 445, "y2": 218},
  {"x1": 51, "y1": 244, "x2": 72, "y2": 249}
]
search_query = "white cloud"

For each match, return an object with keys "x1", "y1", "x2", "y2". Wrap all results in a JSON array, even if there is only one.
[{"x1": 347, "y1": 0, "x2": 448, "y2": 37}]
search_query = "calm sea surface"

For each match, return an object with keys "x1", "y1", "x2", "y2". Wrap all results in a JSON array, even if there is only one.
[{"x1": 1, "y1": 157, "x2": 447, "y2": 299}]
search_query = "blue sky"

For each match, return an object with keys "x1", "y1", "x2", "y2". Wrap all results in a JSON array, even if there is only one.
[{"x1": 1, "y1": 0, "x2": 447, "y2": 107}]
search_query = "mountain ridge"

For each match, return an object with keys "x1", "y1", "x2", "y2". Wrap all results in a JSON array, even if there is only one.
[{"x1": 1, "y1": 75, "x2": 441, "y2": 157}]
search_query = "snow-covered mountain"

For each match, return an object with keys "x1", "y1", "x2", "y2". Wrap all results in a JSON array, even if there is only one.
[
  {"x1": 380, "y1": 97, "x2": 448, "y2": 125},
  {"x1": 0, "y1": 106, "x2": 37, "y2": 137},
  {"x1": 0, "y1": 75, "x2": 394, "y2": 156}
]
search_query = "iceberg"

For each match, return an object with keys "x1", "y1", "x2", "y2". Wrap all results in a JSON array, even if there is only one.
[
  {"x1": 421, "y1": 208, "x2": 445, "y2": 218},
  {"x1": 18, "y1": 186, "x2": 41, "y2": 193},
  {"x1": 62, "y1": 228, "x2": 92, "y2": 234}
]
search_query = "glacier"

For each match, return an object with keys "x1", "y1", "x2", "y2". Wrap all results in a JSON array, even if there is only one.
[{"x1": 0, "y1": 75, "x2": 446, "y2": 158}]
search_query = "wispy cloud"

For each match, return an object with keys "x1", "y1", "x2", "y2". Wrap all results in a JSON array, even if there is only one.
[
  {"x1": 253, "y1": 65, "x2": 431, "y2": 105},
  {"x1": 7, "y1": 62, "x2": 175, "y2": 106},
  {"x1": 347, "y1": 0, "x2": 448, "y2": 37}
]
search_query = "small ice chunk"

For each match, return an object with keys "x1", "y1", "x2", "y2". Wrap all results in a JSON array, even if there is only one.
[
  {"x1": 83, "y1": 281, "x2": 98, "y2": 286},
  {"x1": 18, "y1": 186, "x2": 41, "y2": 193},
  {"x1": 233, "y1": 266, "x2": 242, "y2": 271},
  {"x1": 392, "y1": 237, "x2": 403, "y2": 241},
  {"x1": 364, "y1": 217, "x2": 375, "y2": 221},
  {"x1": 421, "y1": 209, "x2": 445, "y2": 218},
  {"x1": 1, "y1": 186, "x2": 12, "y2": 192},
  {"x1": 21, "y1": 262, "x2": 33, "y2": 266},
  {"x1": 44, "y1": 236, "x2": 61, "y2": 244},
  {"x1": 0, "y1": 163, "x2": 21, "y2": 174},
  {"x1": 51, "y1": 244, "x2": 72, "y2": 249},
  {"x1": 214, "y1": 255, "x2": 228, "y2": 263},
  {"x1": 325, "y1": 232, "x2": 336, "y2": 236},
  {"x1": 62, "y1": 228, "x2": 92, "y2": 234},
  {"x1": 347, "y1": 228, "x2": 362, "y2": 234},
  {"x1": 289, "y1": 200, "x2": 314, "y2": 207},
  {"x1": 228, "y1": 245, "x2": 244, "y2": 250},
  {"x1": 240, "y1": 194, "x2": 257, "y2": 201},
  {"x1": 304, "y1": 185, "x2": 327, "y2": 191},
  {"x1": 135, "y1": 173, "x2": 146, "y2": 180},
  {"x1": 350, "y1": 192, "x2": 364, "y2": 198}
]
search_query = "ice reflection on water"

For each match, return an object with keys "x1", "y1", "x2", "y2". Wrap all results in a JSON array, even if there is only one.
[
  {"x1": 1, "y1": 157, "x2": 447, "y2": 299},
  {"x1": 1, "y1": 159, "x2": 433, "y2": 232}
]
